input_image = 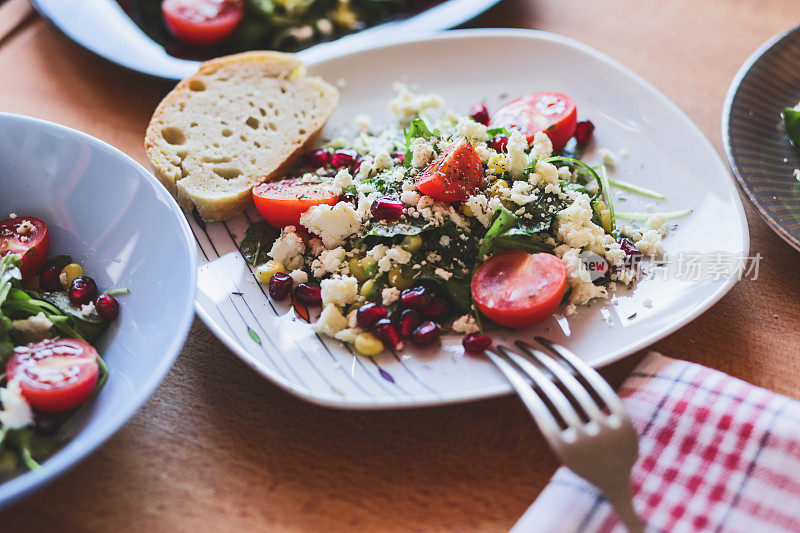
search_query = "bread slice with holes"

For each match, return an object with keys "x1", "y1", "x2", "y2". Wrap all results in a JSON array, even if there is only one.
[{"x1": 145, "y1": 51, "x2": 339, "y2": 221}]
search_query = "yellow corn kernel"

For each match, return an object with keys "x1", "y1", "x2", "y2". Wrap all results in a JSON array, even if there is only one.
[
  {"x1": 488, "y1": 153, "x2": 510, "y2": 174},
  {"x1": 354, "y1": 332, "x2": 384, "y2": 357},
  {"x1": 348, "y1": 257, "x2": 367, "y2": 282},
  {"x1": 360, "y1": 256, "x2": 378, "y2": 278},
  {"x1": 489, "y1": 178, "x2": 509, "y2": 197},
  {"x1": 60, "y1": 263, "x2": 83, "y2": 289},
  {"x1": 360, "y1": 279, "x2": 375, "y2": 298},
  {"x1": 255, "y1": 260, "x2": 285, "y2": 283},
  {"x1": 388, "y1": 267, "x2": 414, "y2": 290},
  {"x1": 400, "y1": 235, "x2": 422, "y2": 252},
  {"x1": 461, "y1": 204, "x2": 475, "y2": 217}
]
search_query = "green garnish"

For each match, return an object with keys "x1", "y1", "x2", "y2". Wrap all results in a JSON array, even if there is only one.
[
  {"x1": 783, "y1": 105, "x2": 800, "y2": 150},
  {"x1": 609, "y1": 178, "x2": 666, "y2": 200},
  {"x1": 615, "y1": 209, "x2": 693, "y2": 221}
]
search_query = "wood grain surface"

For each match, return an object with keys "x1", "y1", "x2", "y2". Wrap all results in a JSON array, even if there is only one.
[{"x1": 1, "y1": 0, "x2": 799, "y2": 531}]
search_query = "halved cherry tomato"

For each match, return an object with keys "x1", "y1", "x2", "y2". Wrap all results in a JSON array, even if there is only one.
[
  {"x1": 0, "y1": 216, "x2": 50, "y2": 281},
  {"x1": 490, "y1": 92, "x2": 577, "y2": 153},
  {"x1": 7, "y1": 339, "x2": 100, "y2": 413},
  {"x1": 253, "y1": 178, "x2": 340, "y2": 228},
  {"x1": 161, "y1": 0, "x2": 244, "y2": 46},
  {"x1": 415, "y1": 139, "x2": 483, "y2": 202},
  {"x1": 471, "y1": 251, "x2": 567, "y2": 328}
]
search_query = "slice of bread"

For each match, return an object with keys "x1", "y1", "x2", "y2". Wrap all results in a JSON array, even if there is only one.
[{"x1": 145, "y1": 51, "x2": 339, "y2": 221}]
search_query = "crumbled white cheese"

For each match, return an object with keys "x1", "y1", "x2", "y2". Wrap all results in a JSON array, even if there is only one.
[
  {"x1": 313, "y1": 304, "x2": 349, "y2": 336},
  {"x1": 465, "y1": 194, "x2": 503, "y2": 227},
  {"x1": 455, "y1": 116, "x2": 489, "y2": 142},
  {"x1": 475, "y1": 143, "x2": 493, "y2": 163},
  {"x1": 389, "y1": 83, "x2": 443, "y2": 123},
  {"x1": 15, "y1": 220, "x2": 34, "y2": 235},
  {"x1": 269, "y1": 226, "x2": 306, "y2": 270},
  {"x1": 332, "y1": 168, "x2": 353, "y2": 188},
  {"x1": 793, "y1": 168, "x2": 800, "y2": 181},
  {"x1": 410, "y1": 137, "x2": 435, "y2": 167},
  {"x1": 598, "y1": 148, "x2": 616, "y2": 166},
  {"x1": 288, "y1": 269, "x2": 309, "y2": 287},
  {"x1": 8, "y1": 213, "x2": 17, "y2": 219},
  {"x1": 452, "y1": 314, "x2": 479, "y2": 334},
  {"x1": 434, "y1": 267, "x2": 452, "y2": 280},
  {"x1": 299, "y1": 202, "x2": 361, "y2": 248},
  {"x1": 316, "y1": 18, "x2": 334, "y2": 36},
  {"x1": 382, "y1": 287, "x2": 400, "y2": 306},
  {"x1": 334, "y1": 327, "x2": 362, "y2": 344},
  {"x1": 506, "y1": 130, "x2": 529, "y2": 179},
  {"x1": 80, "y1": 301, "x2": 96, "y2": 317},
  {"x1": 643, "y1": 298, "x2": 654, "y2": 309},
  {"x1": 354, "y1": 113, "x2": 372, "y2": 132},
  {"x1": 0, "y1": 381, "x2": 33, "y2": 429},
  {"x1": 11, "y1": 312, "x2": 53, "y2": 343},
  {"x1": 311, "y1": 247, "x2": 347, "y2": 278},
  {"x1": 377, "y1": 246, "x2": 412, "y2": 273},
  {"x1": 400, "y1": 189, "x2": 421, "y2": 206},
  {"x1": 635, "y1": 229, "x2": 664, "y2": 256},
  {"x1": 320, "y1": 275, "x2": 358, "y2": 307},
  {"x1": 645, "y1": 214, "x2": 668, "y2": 237},
  {"x1": 287, "y1": 25, "x2": 314, "y2": 42},
  {"x1": 439, "y1": 235, "x2": 451, "y2": 247},
  {"x1": 532, "y1": 131, "x2": 553, "y2": 159}
]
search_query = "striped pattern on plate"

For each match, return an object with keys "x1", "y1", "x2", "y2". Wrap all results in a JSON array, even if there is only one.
[{"x1": 723, "y1": 24, "x2": 800, "y2": 251}]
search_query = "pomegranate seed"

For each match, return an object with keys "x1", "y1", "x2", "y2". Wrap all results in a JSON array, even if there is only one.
[
  {"x1": 397, "y1": 309, "x2": 420, "y2": 339},
  {"x1": 294, "y1": 283, "x2": 322, "y2": 306},
  {"x1": 619, "y1": 238, "x2": 642, "y2": 263},
  {"x1": 39, "y1": 267, "x2": 61, "y2": 292},
  {"x1": 400, "y1": 286, "x2": 431, "y2": 311},
  {"x1": 352, "y1": 157, "x2": 363, "y2": 174},
  {"x1": 423, "y1": 297, "x2": 450, "y2": 320},
  {"x1": 304, "y1": 149, "x2": 330, "y2": 169},
  {"x1": 373, "y1": 318, "x2": 402, "y2": 350},
  {"x1": 469, "y1": 103, "x2": 490, "y2": 126},
  {"x1": 69, "y1": 276, "x2": 97, "y2": 306},
  {"x1": 339, "y1": 192, "x2": 358, "y2": 207},
  {"x1": 370, "y1": 197, "x2": 404, "y2": 220},
  {"x1": 331, "y1": 149, "x2": 358, "y2": 169},
  {"x1": 392, "y1": 151, "x2": 405, "y2": 164},
  {"x1": 95, "y1": 293, "x2": 120, "y2": 321},
  {"x1": 411, "y1": 321, "x2": 440, "y2": 346},
  {"x1": 462, "y1": 332, "x2": 492, "y2": 354},
  {"x1": 269, "y1": 272, "x2": 293, "y2": 300},
  {"x1": 488, "y1": 135, "x2": 508, "y2": 153},
  {"x1": 574, "y1": 120, "x2": 595, "y2": 145},
  {"x1": 356, "y1": 303, "x2": 388, "y2": 329}
]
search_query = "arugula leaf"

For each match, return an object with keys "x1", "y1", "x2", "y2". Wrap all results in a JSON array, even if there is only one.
[
  {"x1": 486, "y1": 127, "x2": 512, "y2": 138},
  {"x1": 477, "y1": 207, "x2": 520, "y2": 260},
  {"x1": 0, "y1": 255, "x2": 22, "y2": 362},
  {"x1": 403, "y1": 117, "x2": 438, "y2": 167},
  {"x1": 239, "y1": 221, "x2": 279, "y2": 265},
  {"x1": 39, "y1": 292, "x2": 109, "y2": 343},
  {"x1": 413, "y1": 267, "x2": 471, "y2": 315},
  {"x1": 783, "y1": 106, "x2": 800, "y2": 150}
]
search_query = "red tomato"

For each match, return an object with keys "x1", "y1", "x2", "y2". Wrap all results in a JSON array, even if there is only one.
[
  {"x1": 253, "y1": 178, "x2": 340, "y2": 228},
  {"x1": 415, "y1": 139, "x2": 483, "y2": 202},
  {"x1": 471, "y1": 251, "x2": 567, "y2": 328},
  {"x1": 161, "y1": 0, "x2": 244, "y2": 46},
  {"x1": 490, "y1": 92, "x2": 578, "y2": 153},
  {"x1": 0, "y1": 216, "x2": 50, "y2": 281},
  {"x1": 7, "y1": 339, "x2": 100, "y2": 413}
]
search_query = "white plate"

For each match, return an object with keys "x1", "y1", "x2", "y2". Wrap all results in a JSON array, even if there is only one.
[{"x1": 193, "y1": 29, "x2": 748, "y2": 409}]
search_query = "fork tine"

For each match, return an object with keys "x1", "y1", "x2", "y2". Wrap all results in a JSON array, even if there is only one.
[
  {"x1": 484, "y1": 350, "x2": 563, "y2": 438},
  {"x1": 496, "y1": 345, "x2": 585, "y2": 430},
  {"x1": 513, "y1": 341, "x2": 605, "y2": 421},
  {"x1": 535, "y1": 337, "x2": 626, "y2": 415}
]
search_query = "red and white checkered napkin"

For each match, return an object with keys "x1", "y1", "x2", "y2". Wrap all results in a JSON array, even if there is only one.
[{"x1": 512, "y1": 352, "x2": 800, "y2": 533}]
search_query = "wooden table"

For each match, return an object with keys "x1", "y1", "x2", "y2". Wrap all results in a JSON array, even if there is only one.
[{"x1": 1, "y1": 0, "x2": 799, "y2": 530}]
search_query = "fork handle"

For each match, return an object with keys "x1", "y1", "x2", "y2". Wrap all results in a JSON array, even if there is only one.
[{"x1": 603, "y1": 482, "x2": 643, "y2": 533}]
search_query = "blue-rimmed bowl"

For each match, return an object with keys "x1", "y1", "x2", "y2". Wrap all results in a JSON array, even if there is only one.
[{"x1": 0, "y1": 113, "x2": 197, "y2": 508}]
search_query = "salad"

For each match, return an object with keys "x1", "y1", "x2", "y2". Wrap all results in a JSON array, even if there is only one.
[
  {"x1": 0, "y1": 215, "x2": 123, "y2": 477},
  {"x1": 122, "y1": 0, "x2": 418, "y2": 55},
  {"x1": 238, "y1": 86, "x2": 687, "y2": 356}
]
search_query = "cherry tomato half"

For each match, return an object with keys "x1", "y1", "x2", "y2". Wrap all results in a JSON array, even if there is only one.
[
  {"x1": 161, "y1": 0, "x2": 244, "y2": 46},
  {"x1": 253, "y1": 178, "x2": 340, "y2": 229},
  {"x1": 0, "y1": 216, "x2": 50, "y2": 281},
  {"x1": 415, "y1": 139, "x2": 483, "y2": 202},
  {"x1": 7, "y1": 339, "x2": 100, "y2": 413},
  {"x1": 471, "y1": 251, "x2": 567, "y2": 328},
  {"x1": 490, "y1": 92, "x2": 578, "y2": 153}
]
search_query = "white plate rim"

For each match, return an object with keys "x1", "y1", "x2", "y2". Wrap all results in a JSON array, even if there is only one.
[{"x1": 193, "y1": 28, "x2": 750, "y2": 410}]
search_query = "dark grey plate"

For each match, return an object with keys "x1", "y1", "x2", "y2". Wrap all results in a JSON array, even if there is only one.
[
  {"x1": 723, "y1": 24, "x2": 800, "y2": 252},
  {"x1": 31, "y1": 0, "x2": 502, "y2": 81}
]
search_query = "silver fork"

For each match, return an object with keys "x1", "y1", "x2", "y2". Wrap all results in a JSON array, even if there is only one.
[{"x1": 486, "y1": 337, "x2": 642, "y2": 533}]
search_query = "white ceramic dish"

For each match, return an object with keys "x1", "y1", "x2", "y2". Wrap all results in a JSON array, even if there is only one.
[
  {"x1": 193, "y1": 29, "x2": 749, "y2": 410},
  {"x1": 0, "y1": 114, "x2": 197, "y2": 507}
]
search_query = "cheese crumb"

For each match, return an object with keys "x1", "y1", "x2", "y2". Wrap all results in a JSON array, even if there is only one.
[
  {"x1": 10, "y1": 312, "x2": 53, "y2": 343},
  {"x1": 320, "y1": 275, "x2": 358, "y2": 307},
  {"x1": 0, "y1": 381, "x2": 33, "y2": 429},
  {"x1": 452, "y1": 314, "x2": 479, "y2": 334},
  {"x1": 313, "y1": 304, "x2": 349, "y2": 337},
  {"x1": 382, "y1": 287, "x2": 400, "y2": 306},
  {"x1": 299, "y1": 202, "x2": 361, "y2": 249},
  {"x1": 269, "y1": 226, "x2": 306, "y2": 270}
]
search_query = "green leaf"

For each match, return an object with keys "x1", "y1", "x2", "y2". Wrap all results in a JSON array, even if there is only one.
[
  {"x1": 248, "y1": 327, "x2": 262, "y2": 345},
  {"x1": 783, "y1": 107, "x2": 800, "y2": 150},
  {"x1": 477, "y1": 207, "x2": 519, "y2": 260},
  {"x1": 486, "y1": 127, "x2": 512, "y2": 138},
  {"x1": 239, "y1": 221, "x2": 279, "y2": 266},
  {"x1": 39, "y1": 292, "x2": 109, "y2": 343},
  {"x1": 403, "y1": 117, "x2": 438, "y2": 167}
]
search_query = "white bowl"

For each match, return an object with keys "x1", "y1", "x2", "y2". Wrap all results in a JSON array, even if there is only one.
[{"x1": 0, "y1": 113, "x2": 197, "y2": 507}]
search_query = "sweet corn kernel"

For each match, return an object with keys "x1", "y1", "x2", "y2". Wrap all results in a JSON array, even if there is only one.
[
  {"x1": 60, "y1": 263, "x2": 83, "y2": 288},
  {"x1": 488, "y1": 153, "x2": 511, "y2": 174},
  {"x1": 461, "y1": 204, "x2": 475, "y2": 217},
  {"x1": 255, "y1": 260, "x2": 285, "y2": 283},
  {"x1": 489, "y1": 179, "x2": 509, "y2": 197},
  {"x1": 388, "y1": 267, "x2": 414, "y2": 290},
  {"x1": 400, "y1": 235, "x2": 422, "y2": 252},
  {"x1": 354, "y1": 332, "x2": 384, "y2": 356},
  {"x1": 361, "y1": 256, "x2": 378, "y2": 278},
  {"x1": 360, "y1": 279, "x2": 375, "y2": 298},
  {"x1": 348, "y1": 257, "x2": 367, "y2": 282}
]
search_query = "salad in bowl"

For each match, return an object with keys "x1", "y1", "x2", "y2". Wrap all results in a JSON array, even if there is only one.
[{"x1": 239, "y1": 85, "x2": 684, "y2": 357}]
